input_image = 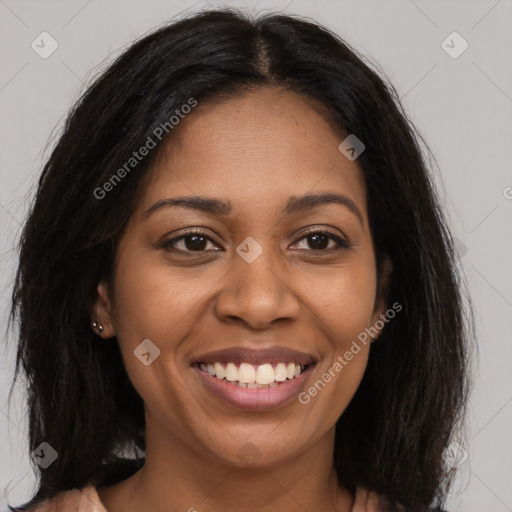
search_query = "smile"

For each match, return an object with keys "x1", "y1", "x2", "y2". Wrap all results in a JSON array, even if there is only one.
[
  {"x1": 195, "y1": 361, "x2": 308, "y2": 388},
  {"x1": 190, "y1": 345, "x2": 316, "y2": 409}
]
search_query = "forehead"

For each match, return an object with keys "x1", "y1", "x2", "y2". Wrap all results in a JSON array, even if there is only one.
[{"x1": 138, "y1": 87, "x2": 367, "y2": 221}]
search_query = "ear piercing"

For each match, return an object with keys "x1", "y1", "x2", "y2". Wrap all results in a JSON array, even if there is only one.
[{"x1": 92, "y1": 320, "x2": 104, "y2": 333}]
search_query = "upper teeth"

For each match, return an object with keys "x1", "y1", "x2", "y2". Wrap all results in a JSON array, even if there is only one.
[{"x1": 199, "y1": 362, "x2": 304, "y2": 385}]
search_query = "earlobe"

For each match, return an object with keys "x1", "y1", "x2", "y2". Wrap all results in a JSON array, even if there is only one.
[{"x1": 91, "y1": 281, "x2": 116, "y2": 338}]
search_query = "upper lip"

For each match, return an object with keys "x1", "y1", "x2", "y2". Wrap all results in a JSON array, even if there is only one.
[{"x1": 192, "y1": 346, "x2": 316, "y2": 366}]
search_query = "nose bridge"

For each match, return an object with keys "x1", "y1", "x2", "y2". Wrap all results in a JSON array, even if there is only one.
[{"x1": 214, "y1": 237, "x2": 300, "y2": 328}]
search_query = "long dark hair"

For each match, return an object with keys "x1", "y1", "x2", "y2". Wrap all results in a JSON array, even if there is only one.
[{"x1": 7, "y1": 8, "x2": 473, "y2": 511}]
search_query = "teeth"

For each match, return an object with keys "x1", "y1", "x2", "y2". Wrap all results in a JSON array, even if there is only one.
[
  {"x1": 255, "y1": 363, "x2": 274, "y2": 385},
  {"x1": 225, "y1": 362, "x2": 238, "y2": 382},
  {"x1": 238, "y1": 362, "x2": 256, "y2": 383},
  {"x1": 274, "y1": 363, "x2": 287, "y2": 381},
  {"x1": 198, "y1": 361, "x2": 306, "y2": 385},
  {"x1": 214, "y1": 362, "x2": 226, "y2": 379}
]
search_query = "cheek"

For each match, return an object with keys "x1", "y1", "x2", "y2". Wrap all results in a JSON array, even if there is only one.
[
  {"x1": 109, "y1": 250, "x2": 200, "y2": 426},
  {"x1": 305, "y1": 257, "x2": 378, "y2": 346},
  {"x1": 295, "y1": 255, "x2": 376, "y2": 418},
  {"x1": 111, "y1": 247, "x2": 208, "y2": 343}
]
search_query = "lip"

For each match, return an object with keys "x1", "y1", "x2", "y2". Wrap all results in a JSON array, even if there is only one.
[
  {"x1": 191, "y1": 346, "x2": 316, "y2": 366},
  {"x1": 193, "y1": 363, "x2": 315, "y2": 410}
]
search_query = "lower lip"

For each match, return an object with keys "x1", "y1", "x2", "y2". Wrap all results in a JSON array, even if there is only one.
[{"x1": 193, "y1": 365, "x2": 314, "y2": 410}]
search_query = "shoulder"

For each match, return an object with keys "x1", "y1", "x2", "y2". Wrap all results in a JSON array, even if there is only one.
[{"x1": 6, "y1": 485, "x2": 107, "y2": 512}]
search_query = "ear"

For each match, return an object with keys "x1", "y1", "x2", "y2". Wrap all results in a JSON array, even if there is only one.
[
  {"x1": 91, "y1": 281, "x2": 116, "y2": 338},
  {"x1": 369, "y1": 255, "x2": 393, "y2": 341}
]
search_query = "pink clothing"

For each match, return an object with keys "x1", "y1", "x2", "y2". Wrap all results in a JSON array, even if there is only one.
[{"x1": 17, "y1": 484, "x2": 383, "y2": 511}]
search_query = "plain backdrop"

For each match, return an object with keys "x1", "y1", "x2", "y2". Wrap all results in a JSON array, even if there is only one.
[{"x1": 1, "y1": 1, "x2": 511, "y2": 511}]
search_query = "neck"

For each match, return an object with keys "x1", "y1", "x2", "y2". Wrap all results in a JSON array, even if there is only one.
[{"x1": 109, "y1": 414, "x2": 354, "y2": 512}]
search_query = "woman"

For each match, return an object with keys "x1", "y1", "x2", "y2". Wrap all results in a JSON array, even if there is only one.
[{"x1": 6, "y1": 8, "x2": 472, "y2": 512}]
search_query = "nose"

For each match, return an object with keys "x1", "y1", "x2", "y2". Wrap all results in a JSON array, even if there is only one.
[{"x1": 214, "y1": 249, "x2": 301, "y2": 330}]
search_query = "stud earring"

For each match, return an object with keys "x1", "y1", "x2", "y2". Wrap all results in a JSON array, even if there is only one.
[{"x1": 92, "y1": 320, "x2": 104, "y2": 333}]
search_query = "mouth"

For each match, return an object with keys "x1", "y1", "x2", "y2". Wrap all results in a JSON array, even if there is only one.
[
  {"x1": 190, "y1": 346, "x2": 316, "y2": 410},
  {"x1": 193, "y1": 361, "x2": 311, "y2": 389}
]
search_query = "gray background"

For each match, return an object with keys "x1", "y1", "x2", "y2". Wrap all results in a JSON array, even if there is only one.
[{"x1": 1, "y1": 1, "x2": 511, "y2": 510}]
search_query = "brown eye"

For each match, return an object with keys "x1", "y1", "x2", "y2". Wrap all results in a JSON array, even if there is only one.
[
  {"x1": 291, "y1": 229, "x2": 351, "y2": 252},
  {"x1": 162, "y1": 229, "x2": 221, "y2": 253},
  {"x1": 304, "y1": 232, "x2": 332, "y2": 250},
  {"x1": 177, "y1": 234, "x2": 209, "y2": 251}
]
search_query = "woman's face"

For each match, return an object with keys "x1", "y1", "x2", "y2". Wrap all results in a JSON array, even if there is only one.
[{"x1": 95, "y1": 87, "x2": 390, "y2": 468}]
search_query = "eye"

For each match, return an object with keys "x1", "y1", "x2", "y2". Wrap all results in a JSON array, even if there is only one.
[
  {"x1": 161, "y1": 227, "x2": 351, "y2": 254},
  {"x1": 291, "y1": 228, "x2": 351, "y2": 252},
  {"x1": 161, "y1": 229, "x2": 221, "y2": 253}
]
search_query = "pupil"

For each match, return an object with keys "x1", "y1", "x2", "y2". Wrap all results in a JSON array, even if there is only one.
[
  {"x1": 309, "y1": 233, "x2": 328, "y2": 250},
  {"x1": 185, "y1": 235, "x2": 207, "y2": 251}
]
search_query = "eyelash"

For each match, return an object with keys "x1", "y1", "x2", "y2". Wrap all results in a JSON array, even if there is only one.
[{"x1": 161, "y1": 227, "x2": 351, "y2": 254}]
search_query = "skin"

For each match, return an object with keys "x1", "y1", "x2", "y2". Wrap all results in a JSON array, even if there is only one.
[{"x1": 93, "y1": 87, "x2": 392, "y2": 512}]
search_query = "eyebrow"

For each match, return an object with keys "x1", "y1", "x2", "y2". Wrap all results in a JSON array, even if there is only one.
[{"x1": 143, "y1": 192, "x2": 364, "y2": 225}]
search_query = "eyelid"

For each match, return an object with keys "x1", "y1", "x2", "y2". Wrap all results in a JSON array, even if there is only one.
[
  {"x1": 161, "y1": 225, "x2": 351, "y2": 253},
  {"x1": 291, "y1": 226, "x2": 352, "y2": 250},
  {"x1": 161, "y1": 227, "x2": 223, "y2": 251}
]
